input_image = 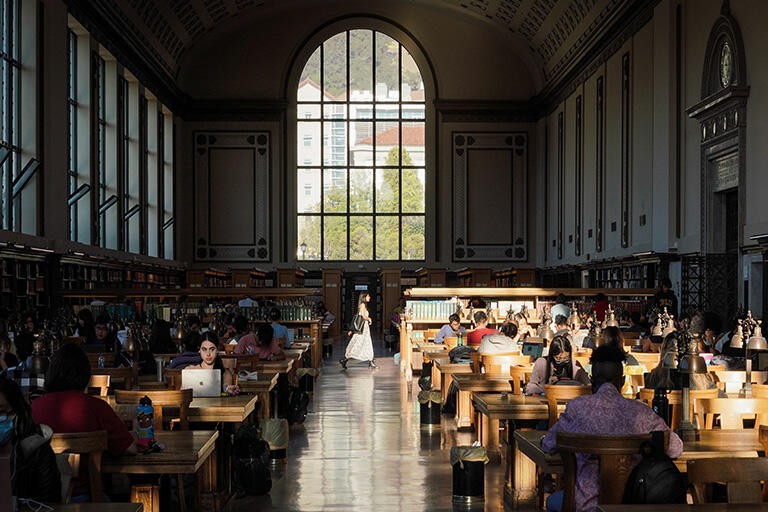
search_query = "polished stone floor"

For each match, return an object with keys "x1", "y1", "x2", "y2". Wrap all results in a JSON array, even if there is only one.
[{"x1": 225, "y1": 337, "x2": 509, "y2": 511}]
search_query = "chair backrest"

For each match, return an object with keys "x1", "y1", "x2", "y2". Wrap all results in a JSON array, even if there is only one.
[
  {"x1": 86, "y1": 353, "x2": 115, "y2": 368},
  {"x1": 710, "y1": 370, "x2": 768, "y2": 394},
  {"x1": 638, "y1": 388, "x2": 718, "y2": 429},
  {"x1": 687, "y1": 457, "x2": 768, "y2": 504},
  {"x1": 276, "y1": 337, "x2": 287, "y2": 349},
  {"x1": 87, "y1": 375, "x2": 111, "y2": 397},
  {"x1": 544, "y1": 384, "x2": 591, "y2": 427},
  {"x1": 50, "y1": 431, "x2": 108, "y2": 503},
  {"x1": 629, "y1": 373, "x2": 644, "y2": 394},
  {"x1": 90, "y1": 367, "x2": 134, "y2": 390},
  {"x1": 509, "y1": 366, "x2": 533, "y2": 394},
  {"x1": 556, "y1": 430, "x2": 669, "y2": 509},
  {"x1": 221, "y1": 354, "x2": 260, "y2": 371},
  {"x1": 115, "y1": 389, "x2": 193, "y2": 431},
  {"x1": 164, "y1": 368, "x2": 182, "y2": 390},
  {"x1": 695, "y1": 398, "x2": 768, "y2": 430},
  {"x1": 707, "y1": 365, "x2": 726, "y2": 373},
  {"x1": 444, "y1": 336, "x2": 458, "y2": 350},
  {"x1": 622, "y1": 331, "x2": 642, "y2": 343},
  {"x1": 752, "y1": 383, "x2": 768, "y2": 399},
  {"x1": 481, "y1": 354, "x2": 531, "y2": 374},
  {"x1": 426, "y1": 329, "x2": 441, "y2": 342},
  {"x1": 470, "y1": 351, "x2": 482, "y2": 374},
  {"x1": 632, "y1": 352, "x2": 660, "y2": 368},
  {"x1": 574, "y1": 354, "x2": 590, "y2": 369}
]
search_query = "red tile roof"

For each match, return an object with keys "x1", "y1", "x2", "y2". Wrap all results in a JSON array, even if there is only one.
[{"x1": 357, "y1": 125, "x2": 425, "y2": 146}]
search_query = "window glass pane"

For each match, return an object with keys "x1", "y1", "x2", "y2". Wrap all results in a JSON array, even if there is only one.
[
  {"x1": 297, "y1": 122, "x2": 320, "y2": 166},
  {"x1": 349, "y1": 29, "x2": 372, "y2": 98},
  {"x1": 351, "y1": 104, "x2": 373, "y2": 119},
  {"x1": 323, "y1": 120, "x2": 347, "y2": 166},
  {"x1": 324, "y1": 216, "x2": 347, "y2": 260},
  {"x1": 297, "y1": 169, "x2": 320, "y2": 213},
  {"x1": 402, "y1": 216, "x2": 425, "y2": 260},
  {"x1": 323, "y1": 32, "x2": 346, "y2": 100},
  {"x1": 375, "y1": 104, "x2": 398, "y2": 119},
  {"x1": 375, "y1": 216, "x2": 398, "y2": 260},
  {"x1": 402, "y1": 168, "x2": 425, "y2": 213},
  {"x1": 402, "y1": 103, "x2": 425, "y2": 120},
  {"x1": 297, "y1": 216, "x2": 321, "y2": 260},
  {"x1": 349, "y1": 216, "x2": 372, "y2": 260},
  {"x1": 298, "y1": 47, "x2": 321, "y2": 102},
  {"x1": 374, "y1": 121, "x2": 398, "y2": 166},
  {"x1": 349, "y1": 169, "x2": 372, "y2": 213},
  {"x1": 164, "y1": 225, "x2": 174, "y2": 259},
  {"x1": 375, "y1": 32, "x2": 398, "y2": 101},
  {"x1": 350, "y1": 121, "x2": 373, "y2": 166},
  {"x1": 376, "y1": 168, "x2": 399, "y2": 213},
  {"x1": 323, "y1": 168, "x2": 347, "y2": 213},
  {"x1": 402, "y1": 121, "x2": 425, "y2": 166},
  {"x1": 323, "y1": 103, "x2": 346, "y2": 119},
  {"x1": 401, "y1": 46, "x2": 424, "y2": 102},
  {"x1": 298, "y1": 104, "x2": 320, "y2": 119}
]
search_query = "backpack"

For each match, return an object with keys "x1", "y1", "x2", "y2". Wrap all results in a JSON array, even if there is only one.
[
  {"x1": 232, "y1": 424, "x2": 272, "y2": 496},
  {"x1": 287, "y1": 386, "x2": 310, "y2": 425},
  {"x1": 622, "y1": 430, "x2": 686, "y2": 505}
]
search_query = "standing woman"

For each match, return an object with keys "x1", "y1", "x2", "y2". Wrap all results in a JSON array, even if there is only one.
[{"x1": 340, "y1": 292, "x2": 377, "y2": 369}]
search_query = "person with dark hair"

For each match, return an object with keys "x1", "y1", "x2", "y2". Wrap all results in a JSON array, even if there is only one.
[
  {"x1": 644, "y1": 332, "x2": 720, "y2": 392},
  {"x1": 477, "y1": 322, "x2": 519, "y2": 354},
  {"x1": 591, "y1": 293, "x2": 610, "y2": 322},
  {"x1": 269, "y1": 307, "x2": 294, "y2": 348},
  {"x1": 233, "y1": 315, "x2": 249, "y2": 338},
  {"x1": 625, "y1": 311, "x2": 644, "y2": 332},
  {"x1": 514, "y1": 313, "x2": 536, "y2": 340},
  {"x1": 12, "y1": 313, "x2": 37, "y2": 371},
  {"x1": 76, "y1": 309, "x2": 96, "y2": 342},
  {"x1": 0, "y1": 333, "x2": 19, "y2": 371},
  {"x1": 434, "y1": 313, "x2": 466, "y2": 344},
  {"x1": 652, "y1": 278, "x2": 678, "y2": 318},
  {"x1": 340, "y1": 292, "x2": 376, "y2": 369},
  {"x1": 553, "y1": 315, "x2": 569, "y2": 337},
  {"x1": 467, "y1": 311, "x2": 497, "y2": 347},
  {"x1": 169, "y1": 329, "x2": 207, "y2": 369},
  {"x1": 541, "y1": 345, "x2": 683, "y2": 512},
  {"x1": 1, "y1": 329, "x2": 45, "y2": 399},
  {"x1": 148, "y1": 319, "x2": 177, "y2": 354},
  {"x1": 598, "y1": 326, "x2": 639, "y2": 366},
  {"x1": 0, "y1": 376, "x2": 61, "y2": 503},
  {"x1": 550, "y1": 294, "x2": 570, "y2": 324},
  {"x1": 698, "y1": 311, "x2": 722, "y2": 353},
  {"x1": 188, "y1": 315, "x2": 202, "y2": 333},
  {"x1": 253, "y1": 323, "x2": 285, "y2": 361},
  {"x1": 185, "y1": 332, "x2": 239, "y2": 395},
  {"x1": 223, "y1": 313, "x2": 237, "y2": 339},
  {"x1": 525, "y1": 335, "x2": 590, "y2": 395},
  {"x1": 31, "y1": 343, "x2": 137, "y2": 501},
  {"x1": 182, "y1": 315, "x2": 203, "y2": 356},
  {"x1": 93, "y1": 314, "x2": 118, "y2": 353}
]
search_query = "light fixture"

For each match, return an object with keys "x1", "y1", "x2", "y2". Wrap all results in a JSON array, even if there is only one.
[{"x1": 300, "y1": 242, "x2": 307, "y2": 259}]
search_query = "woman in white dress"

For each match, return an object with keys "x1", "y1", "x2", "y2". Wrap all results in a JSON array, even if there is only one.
[{"x1": 340, "y1": 292, "x2": 377, "y2": 369}]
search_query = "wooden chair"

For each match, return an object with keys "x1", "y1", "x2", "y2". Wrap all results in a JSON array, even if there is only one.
[
  {"x1": 221, "y1": 354, "x2": 260, "y2": 372},
  {"x1": 695, "y1": 398, "x2": 768, "y2": 429},
  {"x1": 426, "y1": 329, "x2": 441, "y2": 342},
  {"x1": 557, "y1": 430, "x2": 669, "y2": 509},
  {"x1": 50, "y1": 431, "x2": 108, "y2": 503},
  {"x1": 509, "y1": 366, "x2": 533, "y2": 395},
  {"x1": 276, "y1": 337, "x2": 287, "y2": 350},
  {"x1": 115, "y1": 389, "x2": 194, "y2": 512},
  {"x1": 632, "y1": 352, "x2": 661, "y2": 368},
  {"x1": 87, "y1": 375, "x2": 111, "y2": 397},
  {"x1": 638, "y1": 388, "x2": 718, "y2": 429},
  {"x1": 544, "y1": 384, "x2": 591, "y2": 427},
  {"x1": 164, "y1": 368, "x2": 182, "y2": 390},
  {"x1": 91, "y1": 367, "x2": 134, "y2": 390},
  {"x1": 574, "y1": 354, "x2": 591, "y2": 369},
  {"x1": 687, "y1": 457, "x2": 768, "y2": 504},
  {"x1": 481, "y1": 354, "x2": 531, "y2": 374},
  {"x1": 751, "y1": 383, "x2": 768, "y2": 399},
  {"x1": 86, "y1": 352, "x2": 115, "y2": 368},
  {"x1": 444, "y1": 336, "x2": 458, "y2": 350},
  {"x1": 710, "y1": 370, "x2": 768, "y2": 394},
  {"x1": 115, "y1": 389, "x2": 193, "y2": 431},
  {"x1": 470, "y1": 351, "x2": 482, "y2": 374},
  {"x1": 707, "y1": 364, "x2": 726, "y2": 373},
  {"x1": 629, "y1": 373, "x2": 644, "y2": 395}
]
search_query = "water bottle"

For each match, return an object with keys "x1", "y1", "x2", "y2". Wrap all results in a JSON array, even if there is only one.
[
  {"x1": 457, "y1": 332, "x2": 463, "y2": 347},
  {"x1": 651, "y1": 387, "x2": 670, "y2": 426},
  {"x1": 137, "y1": 396, "x2": 155, "y2": 448},
  {"x1": 97, "y1": 353, "x2": 105, "y2": 369}
]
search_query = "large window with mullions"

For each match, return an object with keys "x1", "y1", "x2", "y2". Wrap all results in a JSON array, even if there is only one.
[{"x1": 296, "y1": 30, "x2": 426, "y2": 261}]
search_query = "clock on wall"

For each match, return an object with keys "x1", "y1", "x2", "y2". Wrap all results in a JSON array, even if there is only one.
[{"x1": 720, "y1": 40, "x2": 732, "y2": 87}]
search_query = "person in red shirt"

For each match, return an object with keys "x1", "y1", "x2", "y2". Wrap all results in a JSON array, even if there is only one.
[
  {"x1": 32, "y1": 343, "x2": 137, "y2": 501},
  {"x1": 467, "y1": 311, "x2": 498, "y2": 348}
]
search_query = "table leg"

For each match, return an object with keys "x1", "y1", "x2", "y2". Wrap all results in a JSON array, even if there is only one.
[
  {"x1": 440, "y1": 372, "x2": 448, "y2": 403},
  {"x1": 503, "y1": 423, "x2": 537, "y2": 507},
  {"x1": 432, "y1": 364, "x2": 441, "y2": 391},
  {"x1": 197, "y1": 446, "x2": 220, "y2": 511},
  {"x1": 130, "y1": 484, "x2": 160, "y2": 512},
  {"x1": 259, "y1": 391, "x2": 271, "y2": 419},
  {"x1": 456, "y1": 390, "x2": 472, "y2": 430}
]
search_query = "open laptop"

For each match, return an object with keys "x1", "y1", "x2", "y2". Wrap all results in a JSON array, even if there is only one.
[{"x1": 181, "y1": 369, "x2": 222, "y2": 398}]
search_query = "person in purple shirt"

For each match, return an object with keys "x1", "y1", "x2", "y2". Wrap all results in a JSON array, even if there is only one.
[
  {"x1": 542, "y1": 345, "x2": 682, "y2": 512},
  {"x1": 434, "y1": 313, "x2": 466, "y2": 344}
]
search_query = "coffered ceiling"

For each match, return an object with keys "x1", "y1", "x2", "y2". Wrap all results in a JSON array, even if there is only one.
[{"x1": 100, "y1": 0, "x2": 633, "y2": 84}]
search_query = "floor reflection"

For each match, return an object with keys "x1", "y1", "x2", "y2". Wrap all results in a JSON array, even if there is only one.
[{"x1": 225, "y1": 338, "x2": 507, "y2": 511}]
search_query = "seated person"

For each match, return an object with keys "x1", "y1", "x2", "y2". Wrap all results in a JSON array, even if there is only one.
[
  {"x1": 1, "y1": 334, "x2": 45, "y2": 399},
  {"x1": 188, "y1": 315, "x2": 202, "y2": 335},
  {"x1": 169, "y1": 330, "x2": 205, "y2": 369},
  {"x1": 234, "y1": 333, "x2": 258, "y2": 355},
  {"x1": 93, "y1": 314, "x2": 119, "y2": 353},
  {"x1": 269, "y1": 307, "x2": 294, "y2": 348},
  {"x1": 514, "y1": 313, "x2": 536, "y2": 340},
  {"x1": 185, "y1": 332, "x2": 239, "y2": 395},
  {"x1": 31, "y1": 344, "x2": 137, "y2": 501},
  {"x1": 434, "y1": 314, "x2": 466, "y2": 344},
  {"x1": 624, "y1": 311, "x2": 645, "y2": 332},
  {"x1": 645, "y1": 332, "x2": 720, "y2": 392},
  {"x1": 75, "y1": 309, "x2": 96, "y2": 342},
  {"x1": 697, "y1": 311, "x2": 722, "y2": 354},
  {"x1": 542, "y1": 345, "x2": 682, "y2": 512},
  {"x1": 550, "y1": 294, "x2": 570, "y2": 323},
  {"x1": 552, "y1": 315, "x2": 569, "y2": 338},
  {"x1": 253, "y1": 323, "x2": 286, "y2": 361},
  {"x1": 525, "y1": 336, "x2": 590, "y2": 395},
  {"x1": 467, "y1": 311, "x2": 497, "y2": 348},
  {"x1": 598, "y1": 326, "x2": 639, "y2": 366},
  {"x1": 477, "y1": 322, "x2": 519, "y2": 354},
  {"x1": 228, "y1": 315, "x2": 250, "y2": 344},
  {"x1": 0, "y1": 376, "x2": 61, "y2": 503},
  {"x1": 148, "y1": 319, "x2": 177, "y2": 354},
  {"x1": 0, "y1": 333, "x2": 19, "y2": 370}
]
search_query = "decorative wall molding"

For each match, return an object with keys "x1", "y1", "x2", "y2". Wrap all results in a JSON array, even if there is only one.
[
  {"x1": 185, "y1": 100, "x2": 289, "y2": 122},
  {"x1": 452, "y1": 132, "x2": 528, "y2": 262},
  {"x1": 595, "y1": 75, "x2": 605, "y2": 253},
  {"x1": 193, "y1": 131, "x2": 271, "y2": 262},
  {"x1": 434, "y1": 100, "x2": 538, "y2": 123},
  {"x1": 575, "y1": 94, "x2": 583, "y2": 257},
  {"x1": 620, "y1": 52, "x2": 631, "y2": 249},
  {"x1": 557, "y1": 111, "x2": 564, "y2": 260}
]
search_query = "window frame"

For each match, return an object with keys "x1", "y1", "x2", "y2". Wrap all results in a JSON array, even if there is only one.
[
  {"x1": 66, "y1": 28, "x2": 78, "y2": 240},
  {"x1": 295, "y1": 29, "x2": 426, "y2": 262},
  {"x1": 0, "y1": 0, "x2": 22, "y2": 231}
]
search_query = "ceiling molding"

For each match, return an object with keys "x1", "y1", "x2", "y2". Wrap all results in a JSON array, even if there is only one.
[
  {"x1": 434, "y1": 99, "x2": 538, "y2": 123},
  {"x1": 184, "y1": 100, "x2": 289, "y2": 122}
]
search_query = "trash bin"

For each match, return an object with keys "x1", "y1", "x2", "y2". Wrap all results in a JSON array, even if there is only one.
[
  {"x1": 418, "y1": 390, "x2": 442, "y2": 430},
  {"x1": 260, "y1": 418, "x2": 289, "y2": 464},
  {"x1": 450, "y1": 446, "x2": 488, "y2": 504},
  {"x1": 384, "y1": 334, "x2": 396, "y2": 350},
  {"x1": 297, "y1": 368, "x2": 317, "y2": 393},
  {"x1": 322, "y1": 341, "x2": 333, "y2": 359}
]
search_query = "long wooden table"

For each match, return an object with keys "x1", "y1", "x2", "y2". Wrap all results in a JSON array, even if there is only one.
[
  {"x1": 254, "y1": 359, "x2": 294, "y2": 374},
  {"x1": 103, "y1": 430, "x2": 218, "y2": 511},
  {"x1": 237, "y1": 372, "x2": 280, "y2": 418},
  {"x1": 472, "y1": 392, "x2": 552, "y2": 458},
  {"x1": 452, "y1": 373, "x2": 513, "y2": 429},
  {"x1": 434, "y1": 358, "x2": 472, "y2": 403},
  {"x1": 104, "y1": 394, "x2": 259, "y2": 424}
]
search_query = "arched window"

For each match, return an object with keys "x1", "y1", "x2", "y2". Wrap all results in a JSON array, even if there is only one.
[{"x1": 296, "y1": 30, "x2": 426, "y2": 261}]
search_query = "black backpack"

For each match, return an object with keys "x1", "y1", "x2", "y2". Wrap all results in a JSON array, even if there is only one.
[
  {"x1": 232, "y1": 424, "x2": 272, "y2": 497},
  {"x1": 287, "y1": 387, "x2": 310, "y2": 425},
  {"x1": 622, "y1": 430, "x2": 686, "y2": 504}
]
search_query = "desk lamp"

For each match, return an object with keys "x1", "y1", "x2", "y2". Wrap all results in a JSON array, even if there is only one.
[
  {"x1": 676, "y1": 318, "x2": 707, "y2": 442},
  {"x1": 730, "y1": 312, "x2": 767, "y2": 396}
]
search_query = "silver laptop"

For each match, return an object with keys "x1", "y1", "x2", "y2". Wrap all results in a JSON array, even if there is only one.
[{"x1": 181, "y1": 369, "x2": 222, "y2": 398}]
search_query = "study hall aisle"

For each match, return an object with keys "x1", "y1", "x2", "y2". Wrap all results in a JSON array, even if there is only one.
[{"x1": 225, "y1": 337, "x2": 506, "y2": 511}]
